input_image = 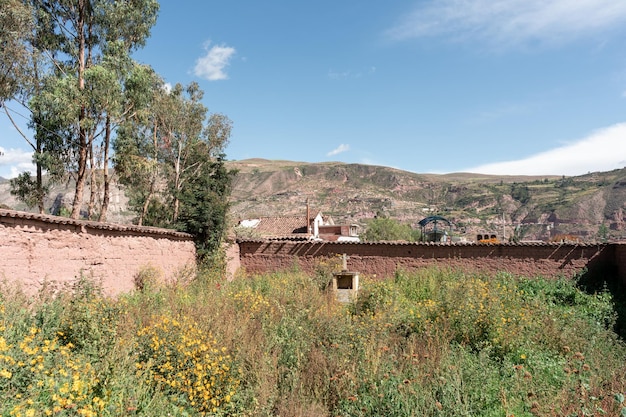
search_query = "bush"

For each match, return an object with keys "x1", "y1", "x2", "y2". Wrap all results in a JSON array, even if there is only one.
[
  {"x1": 135, "y1": 314, "x2": 240, "y2": 414},
  {"x1": 1, "y1": 267, "x2": 625, "y2": 416}
]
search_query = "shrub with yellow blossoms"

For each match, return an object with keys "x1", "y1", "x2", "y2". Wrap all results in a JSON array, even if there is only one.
[
  {"x1": 0, "y1": 303, "x2": 104, "y2": 417},
  {"x1": 136, "y1": 314, "x2": 240, "y2": 414}
]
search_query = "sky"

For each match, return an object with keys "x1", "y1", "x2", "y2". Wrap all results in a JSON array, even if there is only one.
[{"x1": 2, "y1": 0, "x2": 626, "y2": 178}]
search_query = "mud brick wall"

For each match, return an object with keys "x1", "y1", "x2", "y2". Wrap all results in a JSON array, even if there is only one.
[
  {"x1": 238, "y1": 240, "x2": 615, "y2": 281},
  {"x1": 0, "y1": 210, "x2": 196, "y2": 296}
]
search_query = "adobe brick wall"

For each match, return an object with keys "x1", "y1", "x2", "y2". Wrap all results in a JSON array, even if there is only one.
[
  {"x1": 238, "y1": 240, "x2": 615, "y2": 281},
  {"x1": 0, "y1": 210, "x2": 196, "y2": 295}
]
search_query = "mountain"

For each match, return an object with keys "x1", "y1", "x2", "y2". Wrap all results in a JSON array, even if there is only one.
[
  {"x1": 228, "y1": 159, "x2": 626, "y2": 242},
  {"x1": 1, "y1": 159, "x2": 625, "y2": 242}
]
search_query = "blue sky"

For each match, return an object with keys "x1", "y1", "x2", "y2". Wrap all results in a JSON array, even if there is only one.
[{"x1": 3, "y1": 0, "x2": 626, "y2": 178}]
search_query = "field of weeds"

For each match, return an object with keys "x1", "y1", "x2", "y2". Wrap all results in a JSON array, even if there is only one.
[{"x1": 1, "y1": 260, "x2": 625, "y2": 416}]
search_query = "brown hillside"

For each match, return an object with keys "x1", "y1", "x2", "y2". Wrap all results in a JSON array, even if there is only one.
[{"x1": 1, "y1": 160, "x2": 625, "y2": 242}]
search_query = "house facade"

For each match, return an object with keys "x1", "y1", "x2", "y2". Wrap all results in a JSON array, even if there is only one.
[{"x1": 237, "y1": 207, "x2": 359, "y2": 242}]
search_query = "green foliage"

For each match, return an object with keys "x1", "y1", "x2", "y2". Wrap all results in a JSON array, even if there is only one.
[
  {"x1": 135, "y1": 315, "x2": 240, "y2": 414},
  {"x1": 348, "y1": 280, "x2": 395, "y2": 316},
  {"x1": 133, "y1": 265, "x2": 163, "y2": 292},
  {"x1": 2, "y1": 268, "x2": 625, "y2": 416},
  {"x1": 9, "y1": 172, "x2": 47, "y2": 209},
  {"x1": 55, "y1": 277, "x2": 120, "y2": 359},
  {"x1": 510, "y1": 182, "x2": 531, "y2": 203},
  {"x1": 0, "y1": 0, "x2": 33, "y2": 102},
  {"x1": 598, "y1": 223, "x2": 609, "y2": 242},
  {"x1": 115, "y1": 80, "x2": 234, "y2": 261},
  {"x1": 176, "y1": 154, "x2": 235, "y2": 261},
  {"x1": 9, "y1": 0, "x2": 161, "y2": 219},
  {"x1": 363, "y1": 217, "x2": 419, "y2": 242}
]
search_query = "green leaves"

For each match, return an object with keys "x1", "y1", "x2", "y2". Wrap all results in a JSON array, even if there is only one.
[
  {"x1": 0, "y1": 0, "x2": 34, "y2": 101},
  {"x1": 363, "y1": 217, "x2": 420, "y2": 242},
  {"x1": 9, "y1": 172, "x2": 47, "y2": 209},
  {"x1": 114, "y1": 79, "x2": 234, "y2": 258}
]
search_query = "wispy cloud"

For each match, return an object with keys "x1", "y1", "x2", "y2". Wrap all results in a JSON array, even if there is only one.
[
  {"x1": 327, "y1": 144, "x2": 350, "y2": 157},
  {"x1": 0, "y1": 147, "x2": 34, "y2": 179},
  {"x1": 193, "y1": 42, "x2": 236, "y2": 81},
  {"x1": 328, "y1": 66, "x2": 377, "y2": 80},
  {"x1": 468, "y1": 101, "x2": 541, "y2": 125},
  {"x1": 328, "y1": 69, "x2": 351, "y2": 80},
  {"x1": 465, "y1": 123, "x2": 626, "y2": 175},
  {"x1": 385, "y1": 0, "x2": 626, "y2": 46}
]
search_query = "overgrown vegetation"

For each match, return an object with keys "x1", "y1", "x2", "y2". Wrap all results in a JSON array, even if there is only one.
[{"x1": 1, "y1": 265, "x2": 625, "y2": 416}]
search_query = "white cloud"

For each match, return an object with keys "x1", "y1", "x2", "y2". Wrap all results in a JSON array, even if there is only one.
[
  {"x1": 328, "y1": 66, "x2": 377, "y2": 80},
  {"x1": 465, "y1": 123, "x2": 626, "y2": 176},
  {"x1": 327, "y1": 144, "x2": 350, "y2": 157},
  {"x1": 385, "y1": 0, "x2": 626, "y2": 46},
  {"x1": 193, "y1": 42, "x2": 236, "y2": 81},
  {"x1": 328, "y1": 69, "x2": 351, "y2": 80},
  {"x1": 0, "y1": 147, "x2": 34, "y2": 179}
]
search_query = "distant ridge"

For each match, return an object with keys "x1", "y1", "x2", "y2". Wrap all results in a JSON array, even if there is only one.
[
  {"x1": 1, "y1": 160, "x2": 625, "y2": 242},
  {"x1": 227, "y1": 159, "x2": 626, "y2": 242}
]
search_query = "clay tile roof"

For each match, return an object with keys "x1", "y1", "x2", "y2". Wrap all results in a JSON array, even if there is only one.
[{"x1": 253, "y1": 216, "x2": 310, "y2": 236}]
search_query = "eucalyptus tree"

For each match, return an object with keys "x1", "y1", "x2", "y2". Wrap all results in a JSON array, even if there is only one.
[
  {"x1": 1, "y1": 0, "x2": 44, "y2": 212},
  {"x1": 156, "y1": 82, "x2": 231, "y2": 223},
  {"x1": 0, "y1": 0, "x2": 33, "y2": 102},
  {"x1": 28, "y1": 0, "x2": 159, "y2": 219},
  {"x1": 114, "y1": 79, "x2": 235, "y2": 254},
  {"x1": 113, "y1": 65, "x2": 165, "y2": 226}
]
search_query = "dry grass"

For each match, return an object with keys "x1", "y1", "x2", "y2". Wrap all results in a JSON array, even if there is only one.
[{"x1": 1, "y1": 265, "x2": 625, "y2": 416}]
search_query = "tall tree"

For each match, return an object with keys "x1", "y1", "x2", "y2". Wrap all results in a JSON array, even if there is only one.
[
  {"x1": 0, "y1": 0, "x2": 33, "y2": 103},
  {"x1": 115, "y1": 80, "x2": 235, "y2": 258},
  {"x1": 29, "y1": 0, "x2": 158, "y2": 219},
  {"x1": 114, "y1": 66, "x2": 168, "y2": 225},
  {"x1": 155, "y1": 82, "x2": 207, "y2": 222},
  {"x1": 5, "y1": 0, "x2": 66, "y2": 213},
  {"x1": 176, "y1": 153, "x2": 234, "y2": 260}
]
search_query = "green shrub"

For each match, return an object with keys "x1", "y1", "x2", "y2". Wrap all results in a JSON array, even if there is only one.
[
  {"x1": 1, "y1": 266, "x2": 625, "y2": 416},
  {"x1": 135, "y1": 314, "x2": 240, "y2": 415}
]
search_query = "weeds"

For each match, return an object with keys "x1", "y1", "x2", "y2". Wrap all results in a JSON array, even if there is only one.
[{"x1": 0, "y1": 266, "x2": 625, "y2": 416}]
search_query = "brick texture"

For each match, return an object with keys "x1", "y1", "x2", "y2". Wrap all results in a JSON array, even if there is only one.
[{"x1": 238, "y1": 240, "x2": 618, "y2": 282}]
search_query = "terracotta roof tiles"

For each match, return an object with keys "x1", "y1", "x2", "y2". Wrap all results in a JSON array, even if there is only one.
[
  {"x1": 0, "y1": 209, "x2": 192, "y2": 239},
  {"x1": 251, "y1": 216, "x2": 311, "y2": 237}
]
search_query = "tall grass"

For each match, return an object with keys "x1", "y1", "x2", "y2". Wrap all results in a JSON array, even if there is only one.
[{"x1": 1, "y1": 264, "x2": 625, "y2": 416}]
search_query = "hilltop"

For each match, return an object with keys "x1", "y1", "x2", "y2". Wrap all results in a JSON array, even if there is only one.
[
  {"x1": 228, "y1": 159, "x2": 626, "y2": 242},
  {"x1": 2, "y1": 159, "x2": 626, "y2": 242}
]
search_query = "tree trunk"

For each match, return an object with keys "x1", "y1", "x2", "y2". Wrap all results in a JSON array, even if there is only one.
[
  {"x1": 172, "y1": 141, "x2": 182, "y2": 222},
  {"x1": 70, "y1": 0, "x2": 87, "y2": 220},
  {"x1": 139, "y1": 181, "x2": 155, "y2": 227},
  {"x1": 98, "y1": 116, "x2": 111, "y2": 222},
  {"x1": 87, "y1": 139, "x2": 96, "y2": 219},
  {"x1": 36, "y1": 146, "x2": 43, "y2": 214}
]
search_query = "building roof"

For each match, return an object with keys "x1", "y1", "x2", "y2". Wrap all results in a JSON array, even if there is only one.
[
  {"x1": 247, "y1": 216, "x2": 310, "y2": 237},
  {"x1": 0, "y1": 209, "x2": 192, "y2": 239}
]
